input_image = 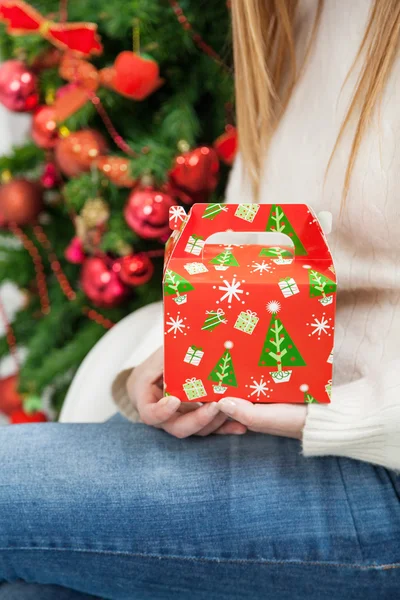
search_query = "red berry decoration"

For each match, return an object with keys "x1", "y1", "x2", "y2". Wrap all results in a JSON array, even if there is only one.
[
  {"x1": 31, "y1": 105, "x2": 59, "y2": 149},
  {"x1": 214, "y1": 126, "x2": 237, "y2": 165},
  {"x1": 0, "y1": 60, "x2": 39, "y2": 112},
  {"x1": 0, "y1": 178, "x2": 43, "y2": 228},
  {"x1": 40, "y1": 162, "x2": 62, "y2": 189},
  {"x1": 124, "y1": 187, "x2": 176, "y2": 240},
  {"x1": 170, "y1": 146, "x2": 219, "y2": 201},
  {"x1": 55, "y1": 130, "x2": 108, "y2": 178},
  {"x1": 114, "y1": 253, "x2": 154, "y2": 286},
  {"x1": 80, "y1": 256, "x2": 130, "y2": 308},
  {"x1": 65, "y1": 237, "x2": 85, "y2": 264},
  {"x1": 10, "y1": 408, "x2": 47, "y2": 424},
  {"x1": 113, "y1": 51, "x2": 163, "y2": 100},
  {"x1": 0, "y1": 375, "x2": 23, "y2": 416}
]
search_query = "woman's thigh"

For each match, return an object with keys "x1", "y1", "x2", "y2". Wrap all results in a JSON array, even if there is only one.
[{"x1": 0, "y1": 414, "x2": 399, "y2": 600}]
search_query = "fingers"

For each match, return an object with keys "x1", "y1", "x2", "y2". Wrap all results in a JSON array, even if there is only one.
[
  {"x1": 161, "y1": 402, "x2": 222, "y2": 439},
  {"x1": 195, "y1": 411, "x2": 228, "y2": 436},
  {"x1": 215, "y1": 421, "x2": 247, "y2": 435},
  {"x1": 217, "y1": 397, "x2": 306, "y2": 438},
  {"x1": 140, "y1": 395, "x2": 181, "y2": 427}
]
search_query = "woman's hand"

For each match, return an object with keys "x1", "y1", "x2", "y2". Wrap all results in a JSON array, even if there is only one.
[
  {"x1": 127, "y1": 348, "x2": 247, "y2": 438},
  {"x1": 217, "y1": 397, "x2": 307, "y2": 439}
]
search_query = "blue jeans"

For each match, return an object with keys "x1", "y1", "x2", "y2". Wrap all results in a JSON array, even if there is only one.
[{"x1": 0, "y1": 414, "x2": 399, "y2": 600}]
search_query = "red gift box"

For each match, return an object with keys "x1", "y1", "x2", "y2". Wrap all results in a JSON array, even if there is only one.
[{"x1": 163, "y1": 203, "x2": 336, "y2": 403}]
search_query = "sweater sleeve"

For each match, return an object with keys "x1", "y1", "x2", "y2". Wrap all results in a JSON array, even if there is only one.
[{"x1": 302, "y1": 359, "x2": 400, "y2": 471}]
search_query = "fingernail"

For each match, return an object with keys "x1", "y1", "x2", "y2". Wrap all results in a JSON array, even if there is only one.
[
  {"x1": 205, "y1": 402, "x2": 219, "y2": 415},
  {"x1": 160, "y1": 396, "x2": 180, "y2": 410},
  {"x1": 219, "y1": 398, "x2": 237, "y2": 416}
]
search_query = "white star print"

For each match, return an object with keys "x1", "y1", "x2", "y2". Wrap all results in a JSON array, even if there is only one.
[
  {"x1": 251, "y1": 260, "x2": 271, "y2": 275},
  {"x1": 249, "y1": 377, "x2": 269, "y2": 398},
  {"x1": 169, "y1": 205, "x2": 186, "y2": 223},
  {"x1": 266, "y1": 300, "x2": 281, "y2": 314},
  {"x1": 309, "y1": 315, "x2": 330, "y2": 339},
  {"x1": 218, "y1": 275, "x2": 244, "y2": 303},
  {"x1": 166, "y1": 314, "x2": 186, "y2": 336}
]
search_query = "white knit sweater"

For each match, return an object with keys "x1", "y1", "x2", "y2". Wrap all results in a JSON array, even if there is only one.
[{"x1": 113, "y1": 0, "x2": 400, "y2": 471}]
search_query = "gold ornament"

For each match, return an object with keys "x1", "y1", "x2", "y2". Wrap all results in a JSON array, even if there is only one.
[
  {"x1": 81, "y1": 198, "x2": 110, "y2": 229},
  {"x1": 177, "y1": 139, "x2": 190, "y2": 153},
  {"x1": 115, "y1": 240, "x2": 133, "y2": 256}
]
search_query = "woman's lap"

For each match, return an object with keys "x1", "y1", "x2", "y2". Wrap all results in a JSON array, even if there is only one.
[{"x1": 0, "y1": 414, "x2": 399, "y2": 600}]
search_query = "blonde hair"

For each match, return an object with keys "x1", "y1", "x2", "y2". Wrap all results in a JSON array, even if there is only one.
[{"x1": 232, "y1": 0, "x2": 400, "y2": 201}]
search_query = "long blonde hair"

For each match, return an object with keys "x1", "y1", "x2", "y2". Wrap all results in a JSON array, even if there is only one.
[{"x1": 232, "y1": 0, "x2": 400, "y2": 201}]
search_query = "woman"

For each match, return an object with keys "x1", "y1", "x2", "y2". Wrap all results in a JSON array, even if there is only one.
[{"x1": 1, "y1": 0, "x2": 399, "y2": 598}]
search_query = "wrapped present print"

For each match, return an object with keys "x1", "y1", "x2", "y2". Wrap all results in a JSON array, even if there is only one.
[
  {"x1": 183, "y1": 377, "x2": 207, "y2": 400},
  {"x1": 184, "y1": 345, "x2": 204, "y2": 366},
  {"x1": 234, "y1": 310, "x2": 259, "y2": 335},
  {"x1": 279, "y1": 277, "x2": 300, "y2": 298},
  {"x1": 185, "y1": 234, "x2": 205, "y2": 256},
  {"x1": 164, "y1": 204, "x2": 337, "y2": 404},
  {"x1": 234, "y1": 203, "x2": 260, "y2": 223},
  {"x1": 184, "y1": 262, "x2": 208, "y2": 275}
]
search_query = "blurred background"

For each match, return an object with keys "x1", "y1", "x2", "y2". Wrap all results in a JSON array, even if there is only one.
[{"x1": 0, "y1": 0, "x2": 235, "y2": 424}]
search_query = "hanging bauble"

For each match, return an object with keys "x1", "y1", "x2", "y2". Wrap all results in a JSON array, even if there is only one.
[
  {"x1": 80, "y1": 256, "x2": 129, "y2": 308},
  {"x1": 0, "y1": 178, "x2": 43, "y2": 228},
  {"x1": 31, "y1": 105, "x2": 59, "y2": 149},
  {"x1": 55, "y1": 129, "x2": 108, "y2": 178},
  {"x1": 113, "y1": 52, "x2": 163, "y2": 100},
  {"x1": 124, "y1": 187, "x2": 176, "y2": 240},
  {"x1": 10, "y1": 408, "x2": 47, "y2": 424},
  {"x1": 80, "y1": 198, "x2": 110, "y2": 229},
  {"x1": 0, "y1": 375, "x2": 23, "y2": 416},
  {"x1": 65, "y1": 237, "x2": 85, "y2": 264},
  {"x1": 40, "y1": 162, "x2": 62, "y2": 189},
  {"x1": 169, "y1": 146, "x2": 219, "y2": 199},
  {"x1": 0, "y1": 60, "x2": 39, "y2": 112},
  {"x1": 94, "y1": 156, "x2": 136, "y2": 187},
  {"x1": 214, "y1": 126, "x2": 238, "y2": 165},
  {"x1": 114, "y1": 253, "x2": 154, "y2": 286}
]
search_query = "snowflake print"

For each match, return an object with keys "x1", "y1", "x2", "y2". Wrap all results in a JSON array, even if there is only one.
[
  {"x1": 169, "y1": 205, "x2": 186, "y2": 224},
  {"x1": 307, "y1": 313, "x2": 333, "y2": 339},
  {"x1": 266, "y1": 300, "x2": 281, "y2": 314},
  {"x1": 250, "y1": 260, "x2": 272, "y2": 275},
  {"x1": 218, "y1": 275, "x2": 244, "y2": 304},
  {"x1": 249, "y1": 377, "x2": 269, "y2": 398},
  {"x1": 165, "y1": 312, "x2": 188, "y2": 338}
]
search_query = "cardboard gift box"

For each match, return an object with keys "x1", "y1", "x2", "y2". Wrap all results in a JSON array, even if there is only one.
[{"x1": 163, "y1": 203, "x2": 336, "y2": 403}]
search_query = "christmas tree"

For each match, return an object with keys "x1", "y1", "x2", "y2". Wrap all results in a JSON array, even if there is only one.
[
  {"x1": 0, "y1": 0, "x2": 234, "y2": 419},
  {"x1": 265, "y1": 205, "x2": 307, "y2": 256},
  {"x1": 258, "y1": 310, "x2": 306, "y2": 381},
  {"x1": 259, "y1": 246, "x2": 293, "y2": 261},
  {"x1": 209, "y1": 245, "x2": 239, "y2": 269},
  {"x1": 308, "y1": 270, "x2": 337, "y2": 300},
  {"x1": 208, "y1": 348, "x2": 238, "y2": 389},
  {"x1": 164, "y1": 269, "x2": 194, "y2": 301}
]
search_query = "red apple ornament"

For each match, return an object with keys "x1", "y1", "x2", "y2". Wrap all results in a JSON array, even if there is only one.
[
  {"x1": 31, "y1": 105, "x2": 59, "y2": 149},
  {"x1": 214, "y1": 126, "x2": 238, "y2": 165},
  {"x1": 169, "y1": 147, "x2": 219, "y2": 200},
  {"x1": 113, "y1": 52, "x2": 163, "y2": 100},
  {"x1": 55, "y1": 130, "x2": 108, "y2": 178},
  {"x1": 124, "y1": 187, "x2": 176, "y2": 239},
  {"x1": 114, "y1": 253, "x2": 154, "y2": 286}
]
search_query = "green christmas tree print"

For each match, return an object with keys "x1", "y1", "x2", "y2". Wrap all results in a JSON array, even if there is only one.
[
  {"x1": 164, "y1": 269, "x2": 194, "y2": 305},
  {"x1": 202, "y1": 204, "x2": 227, "y2": 220},
  {"x1": 258, "y1": 312, "x2": 306, "y2": 382},
  {"x1": 259, "y1": 246, "x2": 293, "y2": 260},
  {"x1": 209, "y1": 246, "x2": 239, "y2": 269},
  {"x1": 265, "y1": 205, "x2": 307, "y2": 256},
  {"x1": 308, "y1": 270, "x2": 337, "y2": 300},
  {"x1": 208, "y1": 350, "x2": 238, "y2": 388},
  {"x1": 304, "y1": 392, "x2": 319, "y2": 404}
]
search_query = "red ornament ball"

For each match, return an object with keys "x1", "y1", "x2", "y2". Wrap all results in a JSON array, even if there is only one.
[
  {"x1": 124, "y1": 187, "x2": 176, "y2": 239},
  {"x1": 65, "y1": 237, "x2": 85, "y2": 264},
  {"x1": 0, "y1": 375, "x2": 23, "y2": 416},
  {"x1": 10, "y1": 408, "x2": 47, "y2": 424},
  {"x1": 0, "y1": 178, "x2": 43, "y2": 228},
  {"x1": 0, "y1": 60, "x2": 39, "y2": 112},
  {"x1": 114, "y1": 253, "x2": 154, "y2": 286},
  {"x1": 81, "y1": 256, "x2": 129, "y2": 308},
  {"x1": 214, "y1": 126, "x2": 238, "y2": 165},
  {"x1": 31, "y1": 105, "x2": 59, "y2": 149},
  {"x1": 113, "y1": 51, "x2": 162, "y2": 100},
  {"x1": 55, "y1": 130, "x2": 108, "y2": 178},
  {"x1": 170, "y1": 147, "x2": 219, "y2": 198}
]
